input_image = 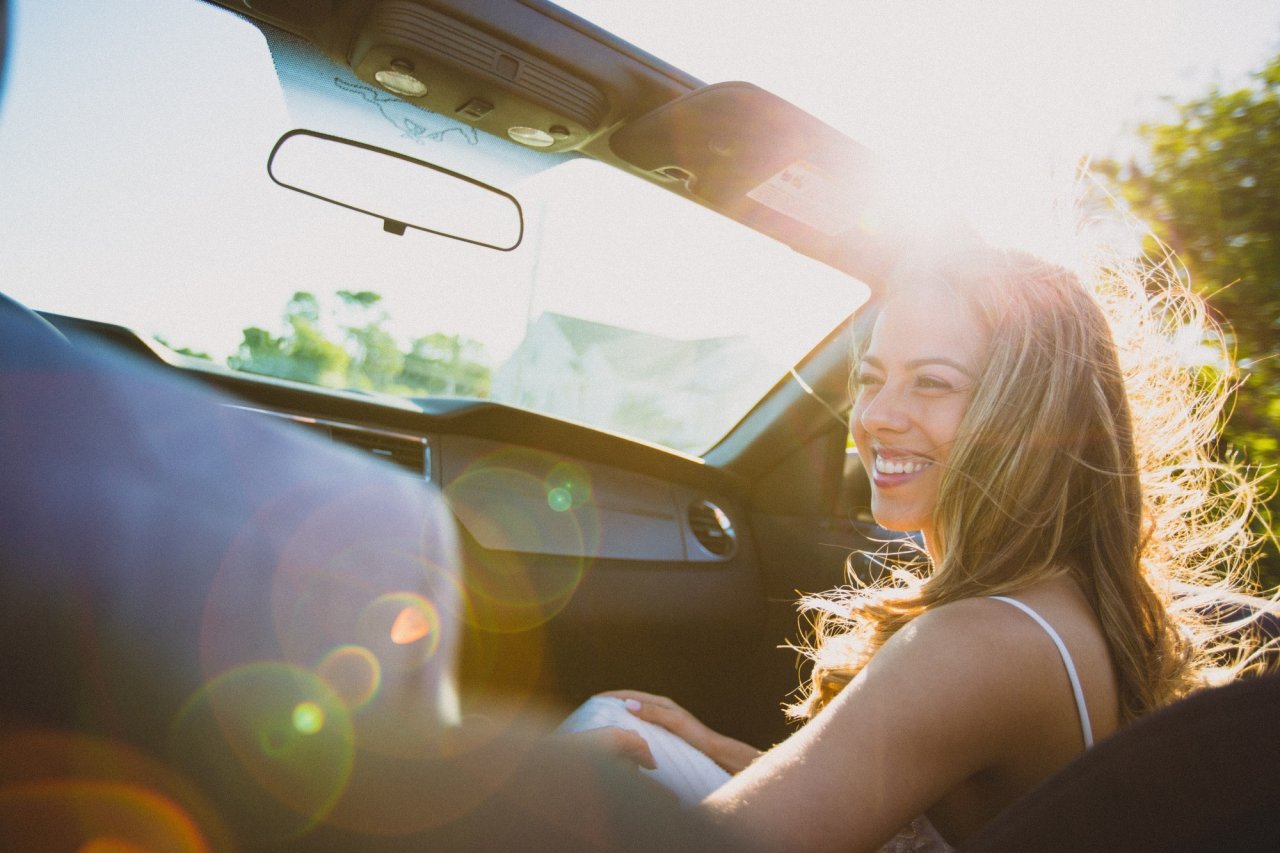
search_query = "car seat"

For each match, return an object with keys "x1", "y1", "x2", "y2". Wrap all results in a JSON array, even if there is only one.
[{"x1": 962, "y1": 671, "x2": 1280, "y2": 852}]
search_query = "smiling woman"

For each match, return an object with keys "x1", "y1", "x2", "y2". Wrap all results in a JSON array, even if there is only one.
[
  {"x1": 849, "y1": 275, "x2": 986, "y2": 545},
  {"x1": 592, "y1": 244, "x2": 1271, "y2": 851}
]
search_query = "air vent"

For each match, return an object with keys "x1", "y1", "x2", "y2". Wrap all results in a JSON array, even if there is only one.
[
  {"x1": 327, "y1": 422, "x2": 428, "y2": 478},
  {"x1": 688, "y1": 500, "x2": 736, "y2": 558},
  {"x1": 229, "y1": 406, "x2": 430, "y2": 480}
]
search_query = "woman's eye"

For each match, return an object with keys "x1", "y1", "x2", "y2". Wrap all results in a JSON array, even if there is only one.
[
  {"x1": 852, "y1": 373, "x2": 883, "y2": 389},
  {"x1": 915, "y1": 375, "x2": 954, "y2": 392}
]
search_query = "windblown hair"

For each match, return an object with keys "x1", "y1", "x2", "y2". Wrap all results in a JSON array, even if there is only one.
[{"x1": 789, "y1": 246, "x2": 1268, "y2": 724}]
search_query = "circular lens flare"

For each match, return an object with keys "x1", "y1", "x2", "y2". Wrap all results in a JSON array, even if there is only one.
[
  {"x1": 546, "y1": 486, "x2": 572, "y2": 512},
  {"x1": 357, "y1": 593, "x2": 442, "y2": 669},
  {"x1": 0, "y1": 731, "x2": 229, "y2": 851},
  {"x1": 169, "y1": 663, "x2": 354, "y2": 839},
  {"x1": 315, "y1": 645, "x2": 382, "y2": 711},
  {"x1": 445, "y1": 449, "x2": 597, "y2": 632},
  {"x1": 292, "y1": 702, "x2": 325, "y2": 735},
  {"x1": 390, "y1": 605, "x2": 432, "y2": 645}
]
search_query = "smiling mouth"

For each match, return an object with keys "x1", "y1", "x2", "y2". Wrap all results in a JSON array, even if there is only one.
[{"x1": 873, "y1": 454, "x2": 932, "y2": 476}]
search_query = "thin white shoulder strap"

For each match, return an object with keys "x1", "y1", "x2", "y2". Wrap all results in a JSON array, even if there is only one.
[{"x1": 988, "y1": 595, "x2": 1095, "y2": 749}]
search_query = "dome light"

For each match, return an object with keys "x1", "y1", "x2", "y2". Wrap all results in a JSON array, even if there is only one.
[
  {"x1": 507, "y1": 126, "x2": 555, "y2": 148},
  {"x1": 375, "y1": 65, "x2": 428, "y2": 98}
]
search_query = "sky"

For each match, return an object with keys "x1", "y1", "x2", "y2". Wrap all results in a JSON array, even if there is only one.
[
  {"x1": 0, "y1": 0, "x2": 860, "y2": 365},
  {"x1": 561, "y1": 0, "x2": 1280, "y2": 260},
  {"x1": 2, "y1": 0, "x2": 1279, "y2": 364}
]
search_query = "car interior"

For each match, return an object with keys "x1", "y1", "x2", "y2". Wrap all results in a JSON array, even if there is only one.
[
  {"x1": 3, "y1": 0, "x2": 921, "y2": 751},
  {"x1": 1, "y1": 0, "x2": 1275, "y2": 850}
]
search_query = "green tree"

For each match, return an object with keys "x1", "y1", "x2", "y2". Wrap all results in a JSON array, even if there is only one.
[
  {"x1": 1102, "y1": 54, "x2": 1280, "y2": 588},
  {"x1": 337, "y1": 290, "x2": 405, "y2": 391},
  {"x1": 225, "y1": 291, "x2": 492, "y2": 400},
  {"x1": 401, "y1": 332, "x2": 491, "y2": 397},
  {"x1": 229, "y1": 291, "x2": 350, "y2": 386}
]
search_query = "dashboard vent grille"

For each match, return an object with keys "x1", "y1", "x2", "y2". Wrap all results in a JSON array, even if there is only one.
[
  {"x1": 230, "y1": 406, "x2": 430, "y2": 480},
  {"x1": 327, "y1": 422, "x2": 428, "y2": 478},
  {"x1": 688, "y1": 500, "x2": 736, "y2": 558}
]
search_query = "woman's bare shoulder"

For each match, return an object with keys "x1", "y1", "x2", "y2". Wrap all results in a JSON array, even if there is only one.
[
  {"x1": 875, "y1": 595, "x2": 1063, "y2": 674},
  {"x1": 862, "y1": 595, "x2": 1090, "y2": 738}
]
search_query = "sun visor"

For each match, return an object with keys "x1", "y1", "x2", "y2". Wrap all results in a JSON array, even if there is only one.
[
  {"x1": 260, "y1": 23, "x2": 570, "y2": 189},
  {"x1": 610, "y1": 82, "x2": 902, "y2": 284}
]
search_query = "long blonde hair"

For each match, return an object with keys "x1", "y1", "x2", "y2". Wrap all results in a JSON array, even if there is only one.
[{"x1": 790, "y1": 246, "x2": 1267, "y2": 724}]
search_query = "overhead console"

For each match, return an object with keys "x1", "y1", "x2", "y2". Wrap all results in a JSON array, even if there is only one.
[
  {"x1": 213, "y1": 0, "x2": 697, "y2": 154},
  {"x1": 347, "y1": 1, "x2": 608, "y2": 154}
]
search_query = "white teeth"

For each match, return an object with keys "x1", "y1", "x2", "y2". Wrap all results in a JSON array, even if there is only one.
[{"x1": 875, "y1": 455, "x2": 930, "y2": 475}]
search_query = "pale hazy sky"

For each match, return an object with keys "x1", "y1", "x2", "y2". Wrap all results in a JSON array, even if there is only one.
[
  {"x1": 563, "y1": 0, "x2": 1280, "y2": 256},
  {"x1": 2, "y1": 0, "x2": 1277, "y2": 361}
]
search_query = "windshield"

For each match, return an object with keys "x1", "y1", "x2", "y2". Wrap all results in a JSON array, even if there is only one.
[{"x1": 0, "y1": 0, "x2": 867, "y2": 454}]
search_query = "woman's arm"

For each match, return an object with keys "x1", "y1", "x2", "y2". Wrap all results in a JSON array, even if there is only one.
[{"x1": 696, "y1": 600, "x2": 1061, "y2": 852}]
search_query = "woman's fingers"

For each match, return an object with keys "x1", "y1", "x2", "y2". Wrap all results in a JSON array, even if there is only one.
[
  {"x1": 594, "y1": 690, "x2": 763, "y2": 774},
  {"x1": 563, "y1": 726, "x2": 656, "y2": 770},
  {"x1": 616, "y1": 728, "x2": 657, "y2": 770},
  {"x1": 598, "y1": 689, "x2": 679, "y2": 710},
  {"x1": 601, "y1": 726, "x2": 657, "y2": 770},
  {"x1": 598, "y1": 690, "x2": 711, "y2": 748},
  {"x1": 631, "y1": 700, "x2": 699, "y2": 735}
]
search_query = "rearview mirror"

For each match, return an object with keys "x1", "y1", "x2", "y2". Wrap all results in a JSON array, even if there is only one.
[{"x1": 267, "y1": 129, "x2": 523, "y2": 250}]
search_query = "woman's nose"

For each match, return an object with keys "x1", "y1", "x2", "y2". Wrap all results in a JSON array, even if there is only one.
[{"x1": 856, "y1": 385, "x2": 909, "y2": 434}]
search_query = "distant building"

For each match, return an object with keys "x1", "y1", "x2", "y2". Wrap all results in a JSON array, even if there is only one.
[{"x1": 491, "y1": 312, "x2": 776, "y2": 452}]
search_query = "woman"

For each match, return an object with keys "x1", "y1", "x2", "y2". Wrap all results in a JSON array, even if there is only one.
[{"x1": 595, "y1": 246, "x2": 1267, "y2": 851}]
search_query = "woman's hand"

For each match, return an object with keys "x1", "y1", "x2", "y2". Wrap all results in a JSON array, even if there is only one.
[
  {"x1": 598, "y1": 690, "x2": 762, "y2": 774},
  {"x1": 560, "y1": 725, "x2": 657, "y2": 770}
]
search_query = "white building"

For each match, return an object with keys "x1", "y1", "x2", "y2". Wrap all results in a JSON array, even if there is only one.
[{"x1": 492, "y1": 312, "x2": 776, "y2": 452}]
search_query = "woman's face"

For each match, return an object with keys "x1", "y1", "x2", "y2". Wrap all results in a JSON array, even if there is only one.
[{"x1": 850, "y1": 282, "x2": 987, "y2": 552}]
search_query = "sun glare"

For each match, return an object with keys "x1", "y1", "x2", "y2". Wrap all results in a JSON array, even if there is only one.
[{"x1": 561, "y1": 0, "x2": 1280, "y2": 265}]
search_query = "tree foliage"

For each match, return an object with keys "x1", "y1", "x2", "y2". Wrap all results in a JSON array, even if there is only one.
[
  {"x1": 1102, "y1": 54, "x2": 1280, "y2": 588},
  {"x1": 227, "y1": 290, "x2": 491, "y2": 399}
]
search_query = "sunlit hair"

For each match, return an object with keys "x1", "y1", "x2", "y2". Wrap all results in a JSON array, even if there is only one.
[{"x1": 789, "y1": 245, "x2": 1270, "y2": 724}]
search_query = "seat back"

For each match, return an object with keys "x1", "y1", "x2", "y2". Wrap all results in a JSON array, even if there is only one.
[{"x1": 962, "y1": 673, "x2": 1280, "y2": 852}]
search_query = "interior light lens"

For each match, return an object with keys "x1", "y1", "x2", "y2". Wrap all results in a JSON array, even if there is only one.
[
  {"x1": 374, "y1": 69, "x2": 428, "y2": 98},
  {"x1": 507, "y1": 126, "x2": 555, "y2": 148}
]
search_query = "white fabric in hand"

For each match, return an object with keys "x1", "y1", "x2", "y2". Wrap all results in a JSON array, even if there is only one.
[{"x1": 558, "y1": 696, "x2": 731, "y2": 806}]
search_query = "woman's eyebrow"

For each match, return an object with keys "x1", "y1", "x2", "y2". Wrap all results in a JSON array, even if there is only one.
[
  {"x1": 862, "y1": 355, "x2": 975, "y2": 378},
  {"x1": 907, "y1": 357, "x2": 975, "y2": 377}
]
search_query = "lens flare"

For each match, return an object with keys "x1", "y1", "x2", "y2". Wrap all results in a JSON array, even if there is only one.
[
  {"x1": 545, "y1": 461, "x2": 591, "y2": 508},
  {"x1": 0, "y1": 731, "x2": 227, "y2": 851},
  {"x1": 546, "y1": 486, "x2": 573, "y2": 512},
  {"x1": 0, "y1": 782, "x2": 206, "y2": 852},
  {"x1": 315, "y1": 645, "x2": 382, "y2": 711},
  {"x1": 169, "y1": 663, "x2": 354, "y2": 839},
  {"x1": 292, "y1": 702, "x2": 325, "y2": 735},
  {"x1": 268, "y1": 534, "x2": 442, "y2": 672},
  {"x1": 358, "y1": 593, "x2": 442, "y2": 668},
  {"x1": 445, "y1": 449, "x2": 598, "y2": 632},
  {"x1": 201, "y1": 480, "x2": 461, "y2": 694},
  {"x1": 390, "y1": 605, "x2": 432, "y2": 645}
]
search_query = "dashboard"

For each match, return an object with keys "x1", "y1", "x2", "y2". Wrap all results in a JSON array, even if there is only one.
[{"x1": 39, "y1": 309, "x2": 776, "y2": 733}]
